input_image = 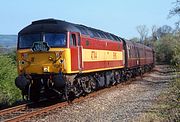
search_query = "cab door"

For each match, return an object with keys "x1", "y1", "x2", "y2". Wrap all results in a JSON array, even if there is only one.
[{"x1": 69, "y1": 32, "x2": 82, "y2": 72}]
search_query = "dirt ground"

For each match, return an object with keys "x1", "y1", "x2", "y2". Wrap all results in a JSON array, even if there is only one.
[{"x1": 29, "y1": 65, "x2": 179, "y2": 122}]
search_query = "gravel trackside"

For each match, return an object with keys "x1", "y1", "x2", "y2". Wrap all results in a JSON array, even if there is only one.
[{"x1": 28, "y1": 65, "x2": 177, "y2": 122}]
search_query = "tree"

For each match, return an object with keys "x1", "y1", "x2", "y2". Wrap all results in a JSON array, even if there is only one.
[
  {"x1": 169, "y1": 0, "x2": 180, "y2": 30},
  {"x1": 155, "y1": 34, "x2": 173, "y2": 64},
  {"x1": 151, "y1": 25, "x2": 158, "y2": 41},
  {"x1": 136, "y1": 25, "x2": 149, "y2": 44},
  {"x1": 130, "y1": 37, "x2": 140, "y2": 43},
  {"x1": 171, "y1": 33, "x2": 180, "y2": 67},
  {"x1": 157, "y1": 25, "x2": 173, "y2": 38},
  {"x1": 169, "y1": 0, "x2": 180, "y2": 17},
  {"x1": 154, "y1": 32, "x2": 180, "y2": 67}
]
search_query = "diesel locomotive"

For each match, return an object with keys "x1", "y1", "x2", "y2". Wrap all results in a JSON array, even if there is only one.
[{"x1": 15, "y1": 19, "x2": 155, "y2": 101}]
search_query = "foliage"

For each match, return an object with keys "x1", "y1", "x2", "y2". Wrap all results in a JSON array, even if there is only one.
[
  {"x1": 130, "y1": 37, "x2": 140, "y2": 43},
  {"x1": 169, "y1": 0, "x2": 180, "y2": 30},
  {"x1": 169, "y1": 0, "x2": 180, "y2": 17},
  {"x1": 155, "y1": 34, "x2": 174, "y2": 64},
  {"x1": 154, "y1": 32, "x2": 180, "y2": 67},
  {"x1": 156, "y1": 25, "x2": 173, "y2": 38},
  {"x1": 172, "y1": 75, "x2": 180, "y2": 102},
  {"x1": 4, "y1": 49, "x2": 17, "y2": 64},
  {"x1": 0, "y1": 54, "x2": 21, "y2": 105},
  {"x1": 171, "y1": 33, "x2": 180, "y2": 68}
]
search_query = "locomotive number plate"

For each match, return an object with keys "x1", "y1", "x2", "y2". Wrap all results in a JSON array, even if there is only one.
[{"x1": 32, "y1": 42, "x2": 50, "y2": 52}]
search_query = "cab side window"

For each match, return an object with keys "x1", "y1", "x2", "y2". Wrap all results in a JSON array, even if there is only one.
[{"x1": 70, "y1": 34, "x2": 76, "y2": 46}]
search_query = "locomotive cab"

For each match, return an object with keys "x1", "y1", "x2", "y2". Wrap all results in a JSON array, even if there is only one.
[{"x1": 16, "y1": 32, "x2": 69, "y2": 101}]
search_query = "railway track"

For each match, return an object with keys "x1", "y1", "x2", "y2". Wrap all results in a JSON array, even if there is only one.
[
  {"x1": 0, "y1": 78, "x2": 136, "y2": 122},
  {"x1": 0, "y1": 101, "x2": 68, "y2": 122},
  {"x1": 0, "y1": 103, "x2": 30, "y2": 122}
]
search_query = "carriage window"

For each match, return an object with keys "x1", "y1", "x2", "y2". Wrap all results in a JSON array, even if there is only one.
[{"x1": 70, "y1": 34, "x2": 77, "y2": 46}]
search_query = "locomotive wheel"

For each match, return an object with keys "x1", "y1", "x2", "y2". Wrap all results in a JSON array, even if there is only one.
[
  {"x1": 83, "y1": 80, "x2": 92, "y2": 93},
  {"x1": 74, "y1": 81, "x2": 83, "y2": 97},
  {"x1": 90, "y1": 78, "x2": 97, "y2": 91},
  {"x1": 125, "y1": 73, "x2": 130, "y2": 81},
  {"x1": 67, "y1": 91, "x2": 76, "y2": 102}
]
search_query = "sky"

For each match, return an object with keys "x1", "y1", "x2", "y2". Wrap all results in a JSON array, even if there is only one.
[{"x1": 0, "y1": 0, "x2": 178, "y2": 39}]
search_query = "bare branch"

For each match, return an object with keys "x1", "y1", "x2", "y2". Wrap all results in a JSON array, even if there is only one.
[{"x1": 136, "y1": 25, "x2": 149, "y2": 43}]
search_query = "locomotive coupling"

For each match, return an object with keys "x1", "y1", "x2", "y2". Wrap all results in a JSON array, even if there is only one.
[{"x1": 15, "y1": 75, "x2": 31, "y2": 90}]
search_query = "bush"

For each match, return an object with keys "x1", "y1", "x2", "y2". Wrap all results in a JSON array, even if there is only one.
[
  {"x1": 155, "y1": 33, "x2": 180, "y2": 68},
  {"x1": 0, "y1": 54, "x2": 21, "y2": 105},
  {"x1": 171, "y1": 33, "x2": 180, "y2": 68},
  {"x1": 155, "y1": 34, "x2": 173, "y2": 64}
]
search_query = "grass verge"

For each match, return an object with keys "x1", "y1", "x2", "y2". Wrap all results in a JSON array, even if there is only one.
[{"x1": 136, "y1": 70, "x2": 180, "y2": 122}]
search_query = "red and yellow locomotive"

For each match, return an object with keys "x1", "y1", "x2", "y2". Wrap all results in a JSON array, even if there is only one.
[{"x1": 15, "y1": 19, "x2": 154, "y2": 101}]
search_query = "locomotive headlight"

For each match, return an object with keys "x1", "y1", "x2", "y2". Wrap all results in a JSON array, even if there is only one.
[{"x1": 43, "y1": 66, "x2": 49, "y2": 72}]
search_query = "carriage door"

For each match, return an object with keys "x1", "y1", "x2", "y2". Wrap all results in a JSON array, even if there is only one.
[{"x1": 69, "y1": 32, "x2": 82, "y2": 72}]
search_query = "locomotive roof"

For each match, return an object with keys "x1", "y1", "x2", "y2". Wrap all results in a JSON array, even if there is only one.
[{"x1": 19, "y1": 18, "x2": 122, "y2": 41}]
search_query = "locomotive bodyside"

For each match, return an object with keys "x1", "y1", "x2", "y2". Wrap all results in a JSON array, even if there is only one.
[
  {"x1": 81, "y1": 36, "x2": 124, "y2": 72},
  {"x1": 68, "y1": 34, "x2": 124, "y2": 73}
]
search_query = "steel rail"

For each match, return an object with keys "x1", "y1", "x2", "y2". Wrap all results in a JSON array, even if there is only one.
[{"x1": 0, "y1": 103, "x2": 28, "y2": 116}]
